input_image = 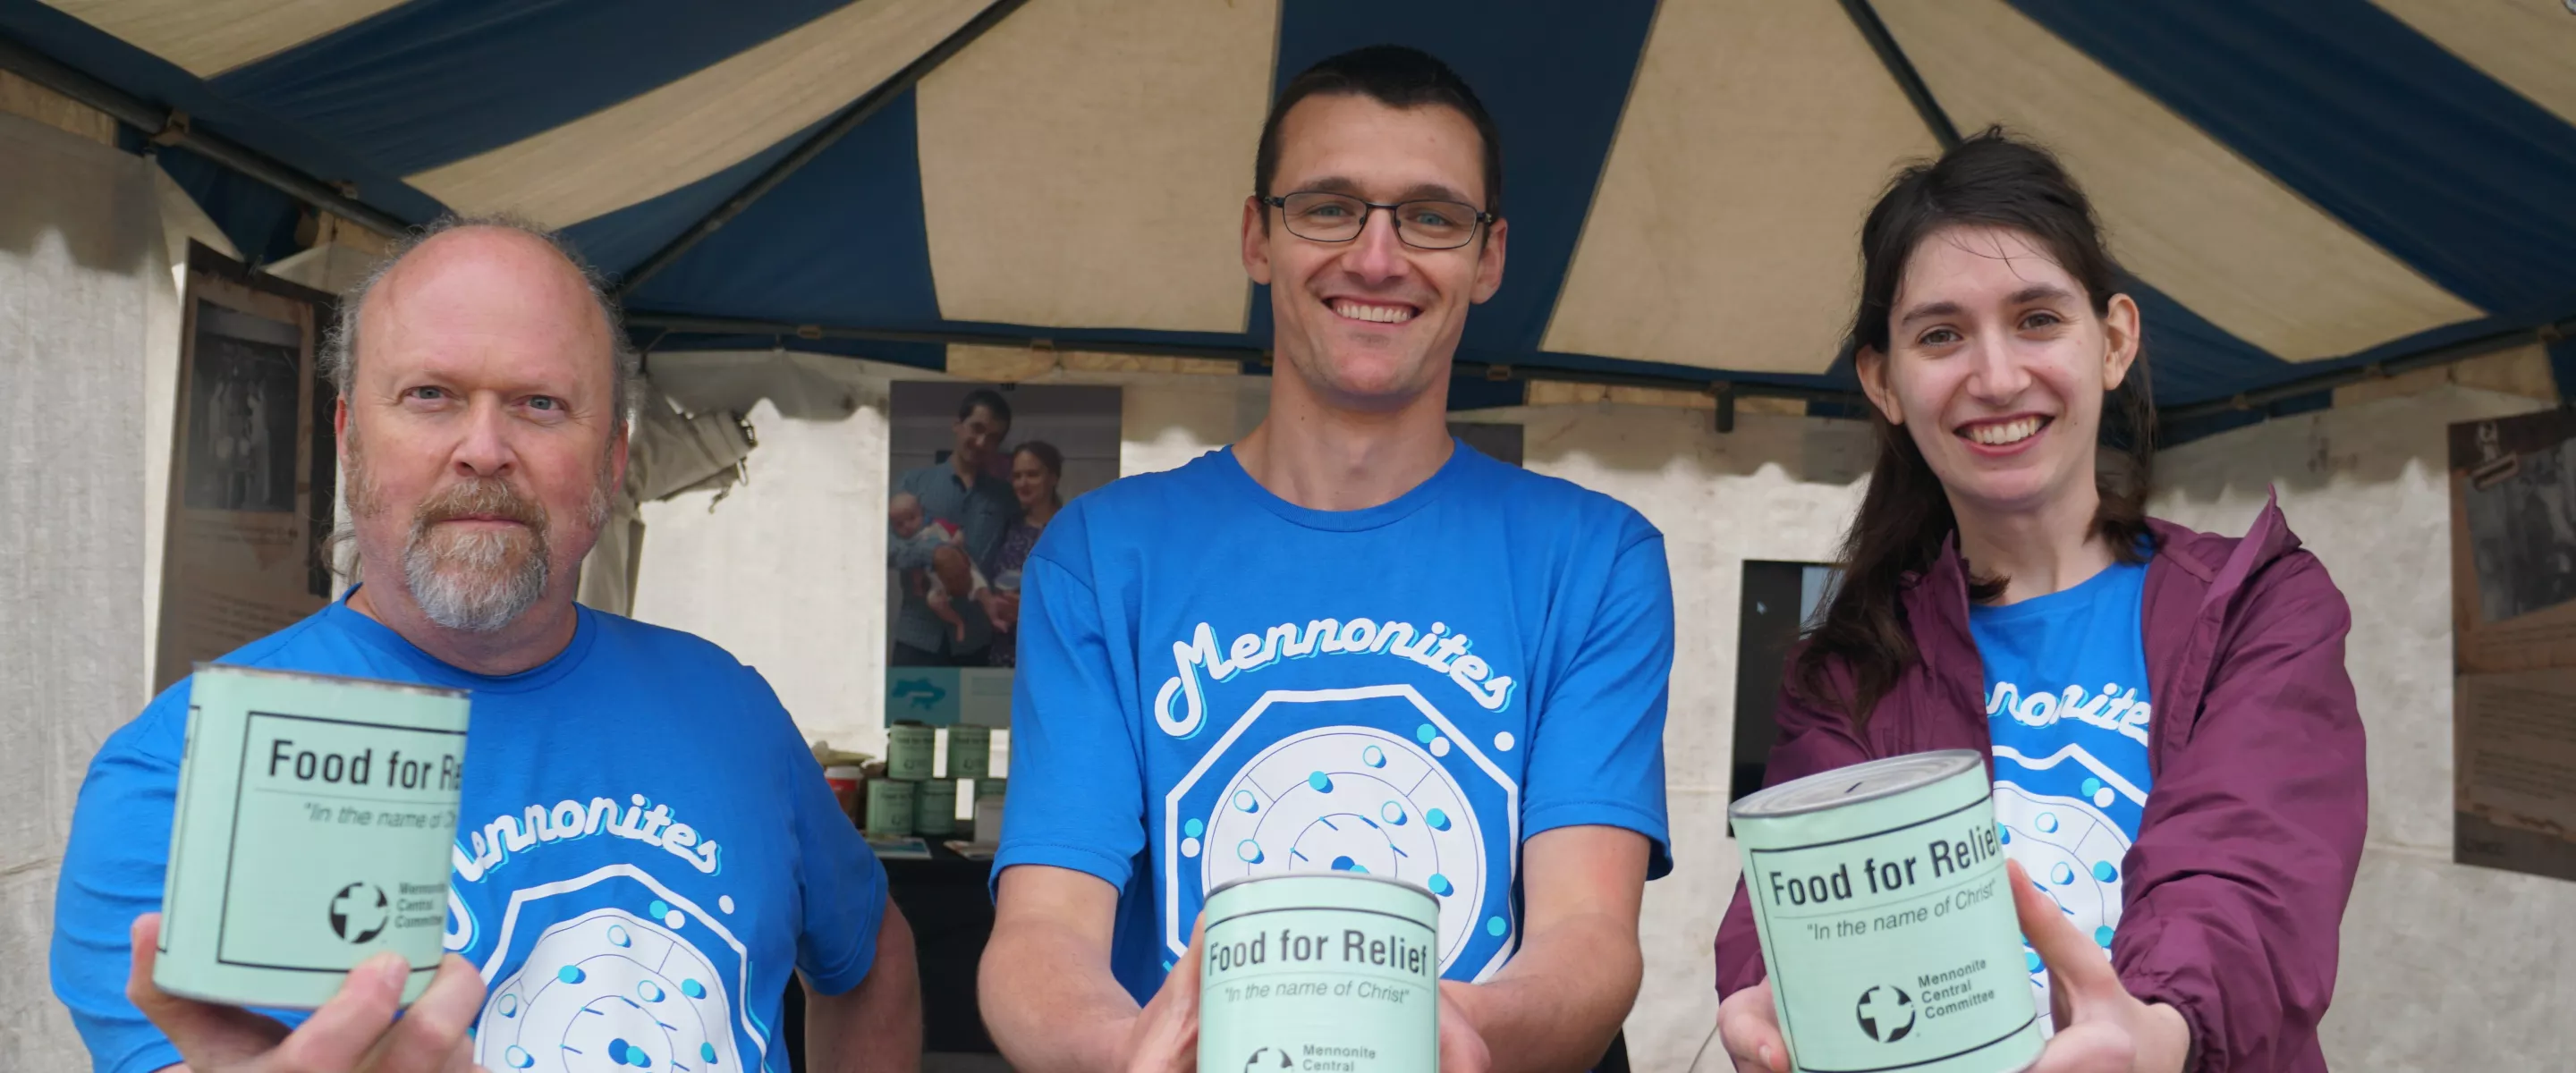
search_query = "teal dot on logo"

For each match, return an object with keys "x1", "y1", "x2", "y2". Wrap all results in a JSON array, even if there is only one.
[
  {"x1": 1308, "y1": 771, "x2": 1333, "y2": 792},
  {"x1": 2092, "y1": 861, "x2": 2118, "y2": 883},
  {"x1": 1998, "y1": 824, "x2": 2012, "y2": 844},
  {"x1": 1428, "y1": 874, "x2": 1453, "y2": 897},
  {"x1": 2080, "y1": 777, "x2": 2104, "y2": 797},
  {"x1": 1184, "y1": 818, "x2": 1204, "y2": 838},
  {"x1": 648, "y1": 900, "x2": 670, "y2": 918},
  {"x1": 2094, "y1": 926, "x2": 2115, "y2": 948},
  {"x1": 556, "y1": 965, "x2": 585, "y2": 984},
  {"x1": 1485, "y1": 917, "x2": 1507, "y2": 937},
  {"x1": 1426, "y1": 808, "x2": 1451, "y2": 832},
  {"x1": 681, "y1": 978, "x2": 707, "y2": 999},
  {"x1": 700, "y1": 1042, "x2": 719, "y2": 1063},
  {"x1": 2025, "y1": 950, "x2": 2043, "y2": 974},
  {"x1": 1416, "y1": 723, "x2": 1437, "y2": 744}
]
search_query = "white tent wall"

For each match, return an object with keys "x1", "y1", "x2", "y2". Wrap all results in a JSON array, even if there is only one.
[
  {"x1": 2148, "y1": 384, "x2": 2575, "y2": 1069},
  {"x1": 0, "y1": 109, "x2": 173, "y2": 1069}
]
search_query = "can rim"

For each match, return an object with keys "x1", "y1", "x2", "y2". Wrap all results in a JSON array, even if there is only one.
[
  {"x1": 194, "y1": 662, "x2": 470, "y2": 700},
  {"x1": 1207, "y1": 870, "x2": 1439, "y2": 907},
  {"x1": 1729, "y1": 749, "x2": 1985, "y2": 819}
]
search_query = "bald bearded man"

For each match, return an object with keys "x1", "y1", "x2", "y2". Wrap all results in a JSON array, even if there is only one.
[{"x1": 49, "y1": 218, "x2": 919, "y2": 1073}]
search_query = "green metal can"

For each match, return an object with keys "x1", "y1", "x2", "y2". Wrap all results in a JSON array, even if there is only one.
[
  {"x1": 945, "y1": 723, "x2": 991, "y2": 780},
  {"x1": 1199, "y1": 873, "x2": 1439, "y2": 1073},
  {"x1": 157, "y1": 664, "x2": 470, "y2": 1009},
  {"x1": 863, "y1": 778, "x2": 918, "y2": 838},
  {"x1": 1731, "y1": 750, "x2": 2040, "y2": 1073},
  {"x1": 886, "y1": 722, "x2": 936, "y2": 781},
  {"x1": 916, "y1": 779, "x2": 958, "y2": 837}
]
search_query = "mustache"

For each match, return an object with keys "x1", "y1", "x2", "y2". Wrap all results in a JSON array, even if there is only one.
[{"x1": 412, "y1": 477, "x2": 547, "y2": 536}]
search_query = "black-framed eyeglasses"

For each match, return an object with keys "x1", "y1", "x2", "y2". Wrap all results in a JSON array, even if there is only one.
[{"x1": 1260, "y1": 190, "x2": 1494, "y2": 250}]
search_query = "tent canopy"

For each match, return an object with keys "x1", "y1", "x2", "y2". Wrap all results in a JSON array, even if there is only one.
[{"x1": 6, "y1": 0, "x2": 2572, "y2": 436}]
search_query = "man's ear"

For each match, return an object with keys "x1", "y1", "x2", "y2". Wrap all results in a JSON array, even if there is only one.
[
  {"x1": 1855, "y1": 346, "x2": 1904, "y2": 426},
  {"x1": 1241, "y1": 196, "x2": 1273, "y2": 286},
  {"x1": 1470, "y1": 217, "x2": 1508, "y2": 304}
]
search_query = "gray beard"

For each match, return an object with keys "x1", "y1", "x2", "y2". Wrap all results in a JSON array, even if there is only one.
[{"x1": 402, "y1": 523, "x2": 549, "y2": 634}]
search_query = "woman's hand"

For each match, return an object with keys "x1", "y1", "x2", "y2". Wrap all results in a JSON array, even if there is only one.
[
  {"x1": 2009, "y1": 860, "x2": 2193, "y2": 1073},
  {"x1": 1714, "y1": 979, "x2": 1786, "y2": 1073},
  {"x1": 985, "y1": 591, "x2": 1022, "y2": 634}
]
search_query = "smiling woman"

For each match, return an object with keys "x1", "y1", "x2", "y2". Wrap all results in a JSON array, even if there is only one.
[{"x1": 1715, "y1": 131, "x2": 2368, "y2": 1073}]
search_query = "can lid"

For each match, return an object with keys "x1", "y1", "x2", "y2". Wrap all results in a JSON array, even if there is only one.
[
  {"x1": 194, "y1": 662, "x2": 470, "y2": 700},
  {"x1": 823, "y1": 765, "x2": 864, "y2": 777},
  {"x1": 1207, "y1": 870, "x2": 1436, "y2": 903},
  {"x1": 1729, "y1": 749, "x2": 1984, "y2": 819}
]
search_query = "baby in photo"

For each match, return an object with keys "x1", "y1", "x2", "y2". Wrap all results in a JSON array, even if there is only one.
[{"x1": 890, "y1": 491, "x2": 985, "y2": 642}]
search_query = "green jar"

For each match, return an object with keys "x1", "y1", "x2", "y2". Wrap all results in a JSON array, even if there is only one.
[
  {"x1": 886, "y1": 722, "x2": 936, "y2": 781},
  {"x1": 945, "y1": 723, "x2": 991, "y2": 780},
  {"x1": 916, "y1": 779, "x2": 958, "y2": 837},
  {"x1": 157, "y1": 665, "x2": 470, "y2": 1009},
  {"x1": 863, "y1": 778, "x2": 918, "y2": 838},
  {"x1": 1731, "y1": 750, "x2": 2040, "y2": 1073},
  {"x1": 1199, "y1": 873, "x2": 1439, "y2": 1073}
]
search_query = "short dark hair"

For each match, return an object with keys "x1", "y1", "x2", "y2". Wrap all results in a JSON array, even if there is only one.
[
  {"x1": 958, "y1": 388, "x2": 1013, "y2": 426},
  {"x1": 1254, "y1": 45, "x2": 1504, "y2": 219}
]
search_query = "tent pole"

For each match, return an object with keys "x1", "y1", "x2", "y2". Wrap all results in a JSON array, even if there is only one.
[
  {"x1": 0, "y1": 32, "x2": 411, "y2": 237},
  {"x1": 2160, "y1": 314, "x2": 2576, "y2": 426},
  {"x1": 612, "y1": 0, "x2": 1031, "y2": 299},
  {"x1": 1837, "y1": 0, "x2": 1961, "y2": 150},
  {"x1": 619, "y1": 313, "x2": 1869, "y2": 408}
]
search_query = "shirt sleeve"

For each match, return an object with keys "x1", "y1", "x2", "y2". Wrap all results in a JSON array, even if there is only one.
[
  {"x1": 761, "y1": 670, "x2": 887, "y2": 996},
  {"x1": 50, "y1": 686, "x2": 302, "y2": 1073},
  {"x1": 1521, "y1": 529, "x2": 1676, "y2": 879},
  {"x1": 989, "y1": 547, "x2": 1148, "y2": 894}
]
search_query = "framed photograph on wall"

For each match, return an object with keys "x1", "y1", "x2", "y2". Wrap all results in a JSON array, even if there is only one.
[
  {"x1": 2450, "y1": 408, "x2": 2576, "y2": 883},
  {"x1": 883, "y1": 382, "x2": 1123, "y2": 727},
  {"x1": 154, "y1": 243, "x2": 337, "y2": 691}
]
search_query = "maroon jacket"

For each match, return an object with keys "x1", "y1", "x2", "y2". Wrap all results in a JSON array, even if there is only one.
[{"x1": 1716, "y1": 496, "x2": 2367, "y2": 1073}]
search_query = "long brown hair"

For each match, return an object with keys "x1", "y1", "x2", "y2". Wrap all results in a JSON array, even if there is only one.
[{"x1": 1793, "y1": 129, "x2": 2158, "y2": 727}]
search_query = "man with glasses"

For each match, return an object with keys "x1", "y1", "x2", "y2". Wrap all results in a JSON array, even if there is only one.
[{"x1": 981, "y1": 46, "x2": 1674, "y2": 1072}]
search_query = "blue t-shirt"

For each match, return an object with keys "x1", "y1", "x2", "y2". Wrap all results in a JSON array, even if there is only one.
[
  {"x1": 1970, "y1": 559, "x2": 2154, "y2": 1027},
  {"x1": 51, "y1": 595, "x2": 887, "y2": 1073},
  {"x1": 998, "y1": 443, "x2": 1674, "y2": 1001}
]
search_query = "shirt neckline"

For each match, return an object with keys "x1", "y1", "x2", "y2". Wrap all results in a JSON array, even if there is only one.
[
  {"x1": 1211, "y1": 439, "x2": 1478, "y2": 532},
  {"x1": 323, "y1": 585, "x2": 597, "y2": 694},
  {"x1": 1970, "y1": 556, "x2": 2149, "y2": 626}
]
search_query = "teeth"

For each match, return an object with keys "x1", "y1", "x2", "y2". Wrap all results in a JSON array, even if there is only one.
[
  {"x1": 1333, "y1": 300, "x2": 1416, "y2": 324},
  {"x1": 1967, "y1": 417, "x2": 2042, "y2": 446}
]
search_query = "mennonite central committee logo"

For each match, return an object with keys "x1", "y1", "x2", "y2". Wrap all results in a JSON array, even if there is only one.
[
  {"x1": 1855, "y1": 984, "x2": 1916, "y2": 1043},
  {"x1": 329, "y1": 883, "x2": 390, "y2": 943}
]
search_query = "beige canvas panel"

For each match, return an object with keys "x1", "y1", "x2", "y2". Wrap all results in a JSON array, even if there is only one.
[
  {"x1": 1540, "y1": 0, "x2": 1940, "y2": 374},
  {"x1": 48, "y1": 0, "x2": 404, "y2": 76},
  {"x1": 2374, "y1": 0, "x2": 2576, "y2": 128},
  {"x1": 1877, "y1": 0, "x2": 2481, "y2": 361},
  {"x1": 406, "y1": 0, "x2": 984, "y2": 227},
  {"x1": 0, "y1": 69, "x2": 113, "y2": 145},
  {"x1": 916, "y1": 0, "x2": 1275, "y2": 332}
]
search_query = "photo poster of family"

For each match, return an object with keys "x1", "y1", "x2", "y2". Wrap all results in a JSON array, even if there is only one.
[
  {"x1": 882, "y1": 382, "x2": 1123, "y2": 730},
  {"x1": 153, "y1": 243, "x2": 337, "y2": 693},
  {"x1": 2449, "y1": 408, "x2": 2576, "y2": 883},
  {"x1": 875, "y1": 376, "x2": 1530, "y2": 731}
]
